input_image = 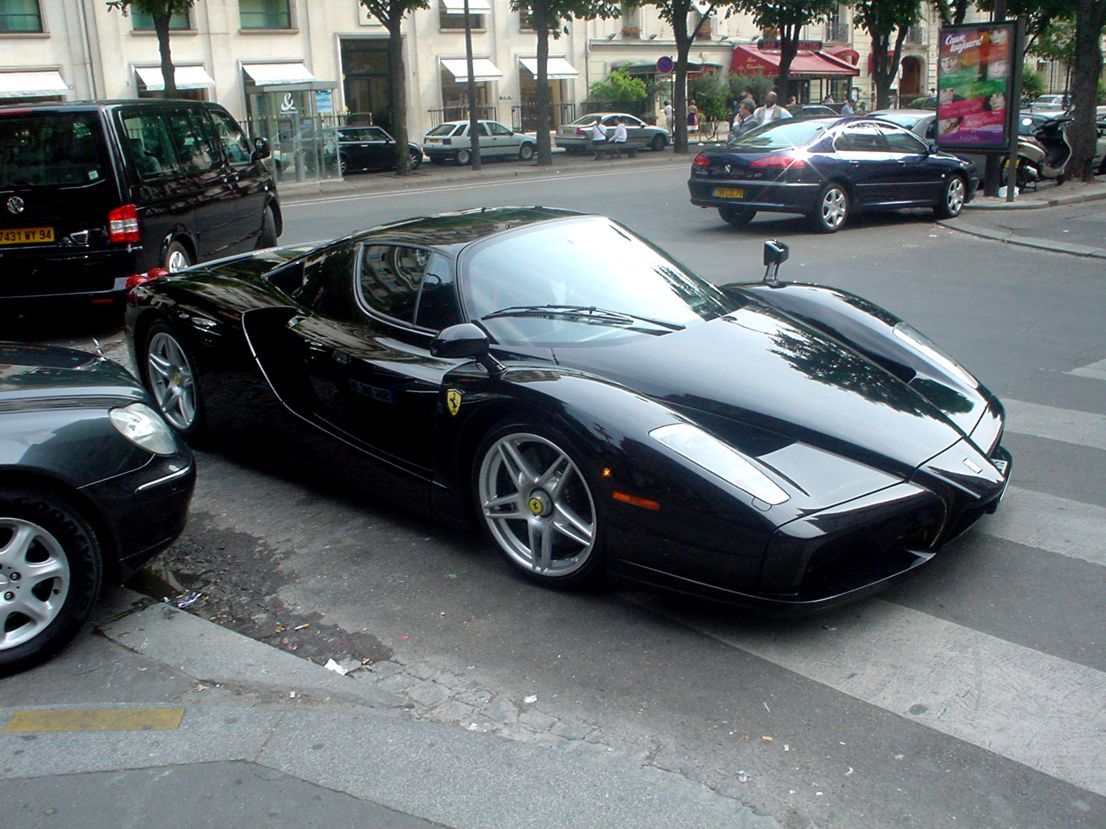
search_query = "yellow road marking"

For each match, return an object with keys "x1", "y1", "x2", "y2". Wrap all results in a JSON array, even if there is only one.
[{"x1": 4, "y1": 707, "x2": 185, "y2": 733}]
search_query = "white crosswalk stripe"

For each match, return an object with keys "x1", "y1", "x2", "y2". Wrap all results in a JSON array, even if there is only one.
[
  {"x1": 663, "y1": 599, "x2": 1106, "y2": 798},
  {"x1": 1003, "y1": 398, "x2": 1106, "y2": 451},
  {"x1": 981, "y1": 486, "x2": 1106, "y2": 567},
  {"x1": 1067, "y1": 357, "x2": 1106, "y2": 382}
]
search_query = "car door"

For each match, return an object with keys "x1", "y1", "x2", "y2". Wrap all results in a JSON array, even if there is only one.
[
  {"x1": 879, "y1": 124, "x2": 944, "y2": 205},
  {"x1": 362, "y1": 127, "x2": 396, "y2": 169},
  {"x1": 204, "y1": 106, "x2": 268, "y2": 251},
  {"x1": 831, "y1": 121, "x2": 897, "y2": 206},
  {"x1": 621, "y1": 115, "x2": 647, "y2": 144},
  {"x1": 278, "y1": 242, "x2": 463, "y2": 476},
  {"x1": 487, "y1": 121, "x2": 515, "y2": 157}
]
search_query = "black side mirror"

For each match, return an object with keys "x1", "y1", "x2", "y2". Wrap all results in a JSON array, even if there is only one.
[
  {"x1": 252, "y1": 136, "x2": 271, "y2": 161},
  {"x1": 762, "y1": 240, "x2": 789, "y2": 286},
  {"x1": 430, "y1": 323, "x2": 504, "y2": 376},
  {"x1": 929, "y1": 143, "x2": 940, "y2": 154}
]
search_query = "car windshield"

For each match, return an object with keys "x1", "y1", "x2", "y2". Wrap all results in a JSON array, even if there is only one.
[
  {"x1": 873, "y1": 112, "x2": 921, "y2": 129},
  {"x1": 727, "y1": 118, "x2": 835, "y2": 151},
  {"x1": 0, "y1": 112, "x2": 107, "y2": 187},
  {"x1": 426, "y1": 123, "x2": 459, "y2": 137},
  {"x1": 461, "y1": 216, "x2": 740, "y2": 346}
]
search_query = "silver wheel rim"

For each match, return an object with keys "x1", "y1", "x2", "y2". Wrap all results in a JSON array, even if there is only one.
[
  {"x1": 166, "y1": 248, "x2": 190, "y2": 272},
  {"x1": 946, "y1": 177, "x2": 965, "y2": 214},
  {"x1": 478, "y1": 432, "x2": 596, "y2": 577},
  {"x1": 0, "y1": 518, "x2": 70, "y2": 651},
  {"x1": 146, "y1": 331, "x2": 197, "y2": 432},
  {"x1": 821, "y1": 188, "x2": 847, "y2": 228},
  {"x1": 458, "y1": 150, "x2": 470, "y2": 165},
  {"x1": 520, "y1": 144, "x2": 533, "y2": 160}
]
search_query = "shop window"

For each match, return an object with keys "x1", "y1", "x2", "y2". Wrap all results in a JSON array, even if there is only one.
[
  {"x1": 0, "y1": 0, "x2": 43, "y2": 32},
  {"x1": 240, "y1": 0, "x2": 292, "y2": 29},
  {"x1": 441, "y1": 6, "x2": 483, "y2": 30},
  {"x1": 131, "y1": 9, "x2": 190, "y2": 30}
]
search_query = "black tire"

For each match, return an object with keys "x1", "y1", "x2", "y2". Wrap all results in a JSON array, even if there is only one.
[
  {"x1": 141, "y1": 321, "x2": 205, "y2": 441},
  {"x1": 933, "y1": 173, "x2": 967, "y2": 219},
  {"x1": 518, "y1": 143, "x2": 535, "y2": 161},
  {"x1": 409, "y1": 149, "x2": 422, "y2": 170},
  {"x1": 456, "y1": 149, "x2": 471, "y2": 166},
  {"x1": 257, "y1": 205, "x2": 278, "y2": 249},
  {"x1": 651, "y1": 133, "x2": 667, "y2": 151},
  {"x1": 809, "y1": 183, "x2": 849, "y2": 233},
  {"x1": 472, "y1": 420, "x2": 605, "y2": 588},
  {"x1": 0, "y1": 488, "x2": 102, "y2": 676},
  {"x1": 163, "y1": 240, "x2": 191, "y2": 272},
  {"x1": 719, "y1": 206, "x2": 756, "y2": 226}
]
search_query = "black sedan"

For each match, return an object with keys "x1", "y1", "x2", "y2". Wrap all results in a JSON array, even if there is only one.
[
  {"x1": 0, "y1": 343, "x2": 194, "y2": 674},
  {"x1": 124, "y1": 208, "x2": 1010, "y2": 613},
  {"x1": 689, "y1": 117, "x2": 977, "y2": 232},
  {"x1": 337, "y1": 125, "x2": 423, "y2": 174}
]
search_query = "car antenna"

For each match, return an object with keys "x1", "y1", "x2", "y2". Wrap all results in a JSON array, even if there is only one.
[{"x1": 762, "y1": 240, "x2": 789, "y2": 286}]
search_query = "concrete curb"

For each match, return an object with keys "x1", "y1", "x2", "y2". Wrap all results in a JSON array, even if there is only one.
[{"x1": 941, "y1": 219, "x2": 1106, "y2": 259}]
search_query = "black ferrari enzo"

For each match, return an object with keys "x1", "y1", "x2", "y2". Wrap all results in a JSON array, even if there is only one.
[{"x1": 125, "y1": 207, "x2": 1011, "y2": 612}]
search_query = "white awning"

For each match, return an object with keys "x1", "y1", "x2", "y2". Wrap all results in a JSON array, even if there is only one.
[
  {"x1": 441, "y1": 0, "x2": 491, "y2": 12},
  {"x1": 440, "y1": 58, "x2": 503, "y2": 83},
  {"x1": 518, "y1": 57, "x2": 578, "y2": 81},
  {"x1": 135, "y1": 65, "x2": 216, "y2": 92},
  {"x1": 0, "y1": 70, "x2": 68, "y2": 99},
  {"x1": 692, "y1": 0, "x2": 712, "y2": 14},
  {"x1": 242, "y1": 62, "x2": 316, "y2": 86}
]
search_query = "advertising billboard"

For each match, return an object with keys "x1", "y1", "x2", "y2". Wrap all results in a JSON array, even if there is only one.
[{"x1": 936, "y1": 21, "x2": 1016, "y2": 151}]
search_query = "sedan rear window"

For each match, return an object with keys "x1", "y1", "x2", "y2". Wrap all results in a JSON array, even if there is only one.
[
  {"x1": 426, "y1": 123, "x2": 460, "y2": 137},
  {"x1": 729, "y1": 118, "x2": 835, "y2": 151},
  {"x1": 0, "y1": 113, "x2": 106, "y2": 187}
]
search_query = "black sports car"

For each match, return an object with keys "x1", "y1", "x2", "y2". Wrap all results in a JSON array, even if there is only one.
[
  {"x1": 688, "y1": 116, "x2": 978, "y2": 232},
  {"x1": 124, "y1": 207, "x2": 1010, "y2": 613},
  {"x1": 1, "y1": 343, "x2": 194, "y2": 674},
  {"x1": 337, "y1": 126, "x2": 423, "y2": 174}
]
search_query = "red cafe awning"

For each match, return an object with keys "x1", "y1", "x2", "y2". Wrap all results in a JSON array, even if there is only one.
[
  {"x1": 823, "y1": 45, "x2": 859, "y2": 66},
  {"x1": 729, "y1": 45, "x2": 860, "y2": 78}
]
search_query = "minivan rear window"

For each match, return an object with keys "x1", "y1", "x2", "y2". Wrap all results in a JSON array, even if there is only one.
[{"x1": 0, "y1": 113, "x2": 106, "y2": 187}]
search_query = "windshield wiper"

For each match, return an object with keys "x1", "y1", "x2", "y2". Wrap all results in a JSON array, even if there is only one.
[{"x1": 481, "y1": 304, "x2": 684, "y2": 331}]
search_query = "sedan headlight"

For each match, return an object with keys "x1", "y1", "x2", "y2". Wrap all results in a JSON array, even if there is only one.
[
  {"x1": 109, "y1": 402, "x2": 178, "y2": 456},
  {"x1": 650, "y1": 423, "x2": 789, "y2": 506}
]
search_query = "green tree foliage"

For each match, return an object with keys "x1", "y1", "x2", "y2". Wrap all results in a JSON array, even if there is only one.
[
  {"x1": 589, "y1": 68, "x2": 648, "y2": 104},
  {"x1": 359, "y1": 0, "x2": 430, "y2": 175},
  {"x1": 850, "y1": 0, "x2": 923, "y2": 110},
  {"x1": 1019, "y1": 67, "x2": 1044, "y2": 100},
  {"x1": 735, "y1": 0, "x2": 837, "y2": 102},
  {"x1": 106, "y1": 0, "x2": 197, "y2": 97},
  {"x1": 727, "y1": 74, "x2": 775, "y2": 105},
  {"x1": 688, "y1": 77, "x2": 730, "y2": 122},
  {"x1": 978, "y1": 0, "x2": 1073, "y2": 55}
]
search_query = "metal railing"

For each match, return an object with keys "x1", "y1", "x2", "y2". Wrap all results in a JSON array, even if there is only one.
[
  {"x1": 510, "y1": 102, "x2": 578, "y2": 132},
  {"x1": 427, "y1": 106, "x2": 496, "y2": 128}
]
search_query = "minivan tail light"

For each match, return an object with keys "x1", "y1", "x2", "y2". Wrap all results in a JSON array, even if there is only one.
[
  {"x1": 750, "y1": 154, "x2": 806, "y2": 169},
  {"x1": 108, "y1": 204, "x2": 141, "y2": 243}
]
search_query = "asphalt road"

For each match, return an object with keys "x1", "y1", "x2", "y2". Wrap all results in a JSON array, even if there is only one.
[{"x1": 9, "y1": 161, "x2": 1106, "y2": 828}]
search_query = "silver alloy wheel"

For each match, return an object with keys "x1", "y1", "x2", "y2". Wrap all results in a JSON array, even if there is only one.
[
  {"x1": 477, "y1": 432, "x2": 596, "y2": 577},
  {"x1": 166, "y1": 247, "x2": 190, "y2": 272},
  {"x1": 146, "y1": 331, "x2": 198, "y2": 432},
  {"x1": 820, "y1": 186, "x2": 847, "y2": 229},
  {"x1": 0, "y1": 517, "x2": 70, "y2": 651},
  {"x1": 945, "y1": 176, "x2": 965, "y2": 215}
]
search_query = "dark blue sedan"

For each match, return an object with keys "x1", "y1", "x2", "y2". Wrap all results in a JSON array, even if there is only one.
[{"x1": 688, "y1": 117, "x2": 977, "y2": 232}]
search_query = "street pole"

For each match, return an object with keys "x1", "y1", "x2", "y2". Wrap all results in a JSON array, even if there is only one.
[
  {"x1": 1007, "y1": 17, "x2": 1025, "y2": 202},
  {"x1": 983, "y1": 0, "x2": 1008, "y2": 197},
  {"x1": 464, "y1": 0, "x2": 481, "y2": 171}
]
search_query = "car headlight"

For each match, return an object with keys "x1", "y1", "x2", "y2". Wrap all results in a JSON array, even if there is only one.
[
  {"x1": 109, "y1": 402, "x2": 178, "y2": 456},
  {"x1": 649, "y1": 423, "x2": 789, "y2": 506},
  {"x1": 892, "y1": 322, "x2": 978, "y2": 388}
]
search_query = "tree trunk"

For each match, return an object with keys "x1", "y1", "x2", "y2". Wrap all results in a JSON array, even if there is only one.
[
  {"x1": 155, "y1": 12, "x2": 176, "y2": 98},
  {"x1": 871, "y1": 28, "x2": 907, "y2": 110},
  {"x1": 535, "y1": 0, "x2": 552, "y2": 165},
  {"x1": 387, "y1": 16, "x2": 411, "y2": 175},
  {"x1": 673, "y1": 19, "x2": 691, "y2": 154},
  {"x1": 1069, "y1": 0, "x2": 1106, "y2": 181},
  {"x1": 777, "y1": 23, "x2": 799, "y2": 102},
  {"x1": 463, "y1": 0, "x2": 481, "y2": 171}
]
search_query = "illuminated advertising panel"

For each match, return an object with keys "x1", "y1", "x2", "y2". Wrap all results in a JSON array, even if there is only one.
[{"x1": 936, "y1": 22, "x2": 1016, "y2": 151}]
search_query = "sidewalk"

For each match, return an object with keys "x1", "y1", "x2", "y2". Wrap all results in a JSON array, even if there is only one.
[{"x1": 0, "y1": 589, "x2": 775, "y2": 829}]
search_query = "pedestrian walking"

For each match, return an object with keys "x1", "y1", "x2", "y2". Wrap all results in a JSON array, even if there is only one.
[{"x1": 662, "y1": 100, "x2": 674, "y2": 134}]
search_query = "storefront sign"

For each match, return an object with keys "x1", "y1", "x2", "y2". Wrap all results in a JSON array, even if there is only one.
[
  {"x1": 936, "y1": 22, "x2": 1015, "y2": 151},
  {"x1": 757, "y1": 39, "x2": 822, "y2": 52}
]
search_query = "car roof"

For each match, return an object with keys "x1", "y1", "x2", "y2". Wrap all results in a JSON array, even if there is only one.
[
  {"x1": 347, "y1": 206, "x2": 583, "y2": 250},
  {"x1": 871, "y1": 109, "x2": 933, "y2": 118},
  {"x1": 0, "y1": 99, "x2": 221, "y2": 114}
]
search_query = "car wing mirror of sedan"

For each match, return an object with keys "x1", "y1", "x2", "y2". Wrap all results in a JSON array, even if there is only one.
[
  {"x1": 430, "y1": 323, "x2": 505, "y2": 377},
  {"x1": 762, "y1": 240, "x2": 789, "y2": 286},
  {"x1": 252, "y1": 136, "x2": 271, "y2": 161},
  {"x1": 929, "y1": 143, "x2": 941, "y2": 154}
]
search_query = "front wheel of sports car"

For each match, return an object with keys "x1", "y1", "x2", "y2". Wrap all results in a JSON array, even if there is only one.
[
  {"x1": 474, "y1": 423, "x2": 604, "y2": 587},
  {"x1": 719, "y1": 206, "x2": 756, "y2": 226},
  {"x1": 0, "y1": 488, "x2": 102, "y2": 676},
  {"x1": 934, "y1": 174, "x2": 966, "y2": 219},
  {"x1": 142, "y1": 322, "x2": 204, "y2": 441},
  {"x1": 810, "y1": 183, "x2": 849, "y2": 233}
]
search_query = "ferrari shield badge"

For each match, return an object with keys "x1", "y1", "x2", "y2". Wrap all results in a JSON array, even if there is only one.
[{"x1": 446, "y1": 388, "x2": 463, "y2": 416}]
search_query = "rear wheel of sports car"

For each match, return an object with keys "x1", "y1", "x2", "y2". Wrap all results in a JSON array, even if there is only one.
[
  {"x1": 719, "y1": 206, "x2": 756, "y2": 226},
  {"x1": 518, "y1": 143, "x2": 535, "y2": 161},
  {"x1": 0, "y1": 488, "x2": 102, "y2": 676},
  {"x1": 456, "y1": 149, "x2": 471, "y2": 165},
  {"x1": 474, "y1": 423, "x2": 604, "y2": 587},
  {"x1": 810, "y1": 183, "x2": 849, "y2": 233},
  {"x1": 143, "y1": 322, "x2": 204, "y2": 440},
  {"x1": 934, "y1": 174, "x2": 966, "y2": 219}
]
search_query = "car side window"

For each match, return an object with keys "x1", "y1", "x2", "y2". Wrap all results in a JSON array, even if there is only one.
[
  {"x1": 414, "y1": 253, "x2": 460, "y2": 332},
  {"x1": 488, "y1": 122, "x2": 511, "y2": 136},
  {"x1": 366, "y1": 127, "x2": 389, "y2": 141},
  {"x1": 123, "y1": 112, "x2": 176, "y2": 180},
  {"x1": 208, "y1": 108, "x2": 254, "y2": 167},
  {"x1": 357, "y1": 244, "x2": 432, "y2": 324},
  {"x1": 166, "y1": 108, "x2": 219, "y2": 174},
  {"x1": 834, "y1": 123, "x2": 888, "y2": 153},
  {"x1": 880, "y1": 127, "x2": 928, "y2": 154}
]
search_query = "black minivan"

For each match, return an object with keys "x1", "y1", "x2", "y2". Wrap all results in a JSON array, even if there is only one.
[{"x1": 0, "y1": 100, "x2": 280, "y2": 305}]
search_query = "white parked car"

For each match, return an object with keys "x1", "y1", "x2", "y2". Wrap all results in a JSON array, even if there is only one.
[{"x1": 422, "y1": 120, "x2": 535, "y2": 165}]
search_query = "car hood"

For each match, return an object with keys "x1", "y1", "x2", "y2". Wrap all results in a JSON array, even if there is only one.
[
  {"x1": 552, "y1": 306, "x2": 966, "y2": 476},
  {"x1": 0, "y1": 342, "x2": 144, "y2": 405}
]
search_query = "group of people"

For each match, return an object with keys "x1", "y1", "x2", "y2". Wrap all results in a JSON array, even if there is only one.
[{"x1": 589, "y1": 116, "x2": 630, "y2": 158}]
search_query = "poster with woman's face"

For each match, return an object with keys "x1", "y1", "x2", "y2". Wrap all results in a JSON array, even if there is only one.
[{"x1": 937, "y1": 22, "x2": 1015, "y2": 150}]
